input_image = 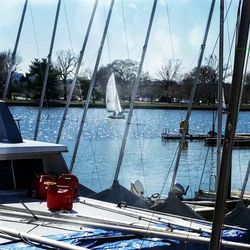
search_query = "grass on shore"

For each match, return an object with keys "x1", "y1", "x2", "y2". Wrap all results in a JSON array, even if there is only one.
[{"x1": 5, "y1": 99, "x2": 250, "y2": 111}]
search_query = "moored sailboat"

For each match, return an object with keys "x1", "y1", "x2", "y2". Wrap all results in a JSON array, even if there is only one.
[
  {"x1": 1, "y1": 101, "x2": 250, "y2": 249},
  {"x1": 106, "y1": 73, "x2": 125, "y2": 119},
  {"x1": 2, "y1": 0, "x2": 250, "y2": 248}
]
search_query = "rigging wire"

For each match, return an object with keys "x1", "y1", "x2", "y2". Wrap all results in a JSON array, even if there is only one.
[
  {"x1": 103, "y1": 1, "x2": 112, "y2": 63},
  {"x1": 29, "y1": 3, "x2": 40, "y2": 60},
  {"x1": 72, "y1": 120, "x2": 102, "y2": 190},
  {"x1": 197, "y1": 0, "x2": 235, "y2": 184},
  {"x1": 160, "y1": 145, "x2": 179, "y2": 194},
  {"x1": 165, "y1": 0, "x2": 175, "y2": 60},
  {"x1": 62, "y1": 0, "x2": 74, "y2": 50},
  {"x1": 198, "y1": 147, "x2": 212, "y2": 191},
  {"x1": 121, "y1": 0, "x2": 130, "y2": 59},
  {"x1": 207, "y1": 0, "x2": 233, "y2": 60},
  {"x1": 101, "y1": 0, "x2": 129, "y2": 188},
  {"x1": 29, "y1": 2, "x2": 53, "y2": 139},
  {"x1": 225, "y1": 0, "x2": 233, "y2": 75},
  {"x1": 224, "y1": 25, "x2": 236, "y2": 81},
  {"x1": 28, "y1": 1, "x2": 44, "y2": 86},
  {"x1": 134, "y1": 118, "x2": 148, "y2": 194},
  {"x1": 89, "y1": 136, "x2": 103, "y2": 191}
]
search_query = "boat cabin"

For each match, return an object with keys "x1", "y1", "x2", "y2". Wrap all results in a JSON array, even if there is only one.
[
  {"x1": 0, "y1": 140, "x2": 68, "y2": 192},
  {"x1": 0, "y1": 101, "x2": 69, "y2": 194}
]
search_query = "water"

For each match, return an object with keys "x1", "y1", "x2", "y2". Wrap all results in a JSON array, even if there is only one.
[{"x1": 10, "y1": 106, "x2": 250, "y2": 198}]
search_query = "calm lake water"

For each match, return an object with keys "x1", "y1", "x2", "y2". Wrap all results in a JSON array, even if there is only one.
[{"x1": 10, "y1": 106, "x2": 250, "y2": 198}]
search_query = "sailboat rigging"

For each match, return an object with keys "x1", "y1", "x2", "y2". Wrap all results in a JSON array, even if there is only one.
[
  {"x1": 69, "y1": 0, "x2": 115, "y2": 173},
  {"x1": 2, "y1": 1, "x2": 250, "y2": 249},
  {"x1": 106, "y1": 73, "x2": 125, "y2": 119},
  {"x1": 34, "y1": 0, "x2": 61, "y2": 140},
  {"x1": 90, "y1": 0, "x2": 158, "y2": 208},
  {"x1": 210, "y1": 0, "x2": 250, "y2": 248},
  {"x1": 2, "y1": 0, "x2": 28, "y2": 101}
]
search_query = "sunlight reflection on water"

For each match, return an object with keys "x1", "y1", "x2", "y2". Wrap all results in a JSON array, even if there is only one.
[{"x1": 11, "y1": 106, "x2": 250, "y2": 198}]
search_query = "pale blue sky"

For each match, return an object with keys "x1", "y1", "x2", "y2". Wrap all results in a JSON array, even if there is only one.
[{"x1": 0, "y1": 0, "x2": 239, "y2": 78}]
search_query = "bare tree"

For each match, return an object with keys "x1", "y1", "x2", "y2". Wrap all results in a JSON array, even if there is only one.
[
  {"x1": 157, "y1": 59, "x2": 183, "y2": 86},
  {"x1": 56, "y1": 49, "x2": 78, "y2": 100},
  {"x1": 80, "y1": 67, "x2": 93, "y2": 80}
]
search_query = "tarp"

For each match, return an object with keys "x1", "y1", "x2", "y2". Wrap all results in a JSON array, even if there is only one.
[
  {"x1": 0, "y1": 101, "x2": 23, "y2": 143},
  {"x1": 224, "y1": 201, "x2": 250, "y2": 229},
  {"x1": 1, "y1": 227, "x2": 250, "y2": 249},
  {"x1": 151, "y1": 192, "x2": 204, "y2": 220},
  {"x1": 90, "y1": 181, "x2": 151, "y2": 209}
]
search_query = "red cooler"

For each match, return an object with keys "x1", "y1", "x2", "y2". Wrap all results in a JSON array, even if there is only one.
[
  {"x1": 34, "y1": 175, "x2": 55, "y2": 199},
  {"x1": 47, "y1": 182, "x2": 73, "y2": 211},
  {"x1": 57, "y1": 174, "x2": 79, "y2": 198}
]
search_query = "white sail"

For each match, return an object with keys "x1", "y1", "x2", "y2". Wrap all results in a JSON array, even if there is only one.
[
  {"x1": 222, "y1": 87, "x2": 226, "y2": 110},
  {"x1": 106, "y1": 73, "x2": 122, "y2": 113}
]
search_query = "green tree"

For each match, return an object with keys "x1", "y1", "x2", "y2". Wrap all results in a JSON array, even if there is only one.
[
  {"x1": 181, "y1": 65, "x2": 217, "y2": 103},
  {"x1": 0, "y1": 50, "x2": 22, "y2": 97},
  {"x1": 111, "y1": 59, "x2": 138, "y2": 85},
  {"x1": 26, "y1": 58, "x2": 60, "y2": 101},
  {"x1": 95, "y1": 59, "x2": 139, "y2": 100},
  {"x1": 242, "y1": 72, "x2": 250, "y2": 103},
  {"x1": 78, "y1": 77, "x2": 101, "y2": 103}
]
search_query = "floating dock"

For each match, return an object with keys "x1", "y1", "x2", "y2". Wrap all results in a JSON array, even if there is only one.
[
  {"x1": 161, "y1": 132, "x2": 211, "y2": 141},
  {"x1": 161, "y1": 131, "x2": 250, "y2": 147},
  {"x1": 204, "y1": 134, "x2": 250, "y2": 147}
]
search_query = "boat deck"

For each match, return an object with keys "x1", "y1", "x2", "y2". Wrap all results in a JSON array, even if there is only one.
[{"x1": 0, "y1": 193, "x2": 217, "y2": 246}]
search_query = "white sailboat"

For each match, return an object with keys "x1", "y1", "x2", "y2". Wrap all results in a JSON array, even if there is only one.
[
  {"x1": 106, "y1": 73, "x2": 125, "y2": 119},
  {"x1": 222, "y1": 86, "x2": 227, "y2": 112}
]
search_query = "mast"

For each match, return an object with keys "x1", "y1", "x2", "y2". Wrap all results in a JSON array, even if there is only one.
[
  {"x1": 56, "y1": 0, "x2": 98, "y2": 144},
  {"x1": 69, "y1": 0, "x2": 115, "y2": 173},
  {"x1": 209, "y1": 1, "x2": 250, "y2": 249},
  {"x1": 216, "y1": 0, "x2": 224, "y2": 190},
  {"x1": 34, "y1": 0, "x2": 61, "y2": 140},
  {"x1": 170, "y1": 0, "x2": 216, "y2": 189},
  {"x1": 113, "y1": 0, "x2": 158, "y2": 183},
  {"x1": 2, "y1": 0, "x2": 28, "y2": 100}
]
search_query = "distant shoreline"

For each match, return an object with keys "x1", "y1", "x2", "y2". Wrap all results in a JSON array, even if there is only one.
[{"x1": 5, "y1": 99, "x2": 250, "y2": 111}]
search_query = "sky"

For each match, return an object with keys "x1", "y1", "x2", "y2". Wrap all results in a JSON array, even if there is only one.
[{"x1": 0, "y1": 0, "x2": 239, "y2": 78}]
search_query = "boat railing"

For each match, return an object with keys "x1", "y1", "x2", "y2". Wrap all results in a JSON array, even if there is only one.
[{"x1": 161, "y1": 128, "x2": 170, "y2": 137}]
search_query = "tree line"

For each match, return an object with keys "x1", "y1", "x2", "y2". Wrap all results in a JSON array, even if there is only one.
[{"x1": 0, "y1": 49, "x2": 250, "y2": 105}]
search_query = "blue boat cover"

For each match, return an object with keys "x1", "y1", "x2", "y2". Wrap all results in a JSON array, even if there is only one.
[
  {"x1": 0, "y1": 101, "x2": 23, "y2": 143},
  {"x1": 0, "y1": 227, "x2": 250, "y2": 249}
]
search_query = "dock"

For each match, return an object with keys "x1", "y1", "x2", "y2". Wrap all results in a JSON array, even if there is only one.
[
  {"x1": 161, "y1": 130, "x2": 250, "y2": 147},
  {"x1": 204, "y1": 134, "x2": 250, "y2": 147},
  {"x1": 161, "y1": 131, "x2": 211, "y2": 141}
]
